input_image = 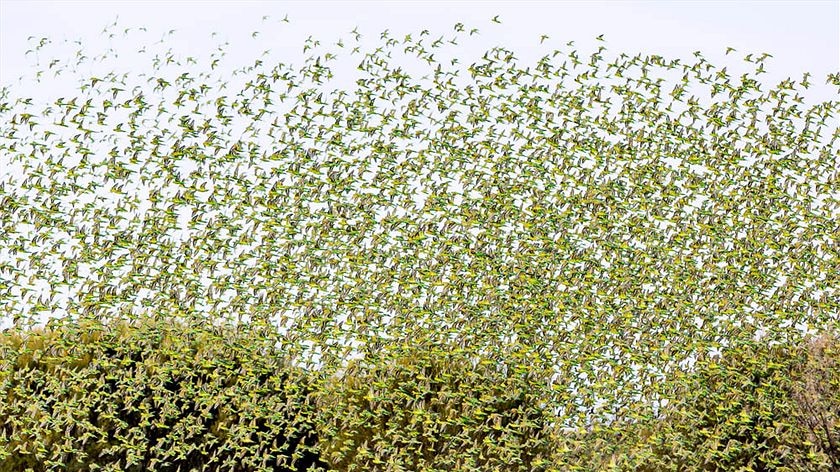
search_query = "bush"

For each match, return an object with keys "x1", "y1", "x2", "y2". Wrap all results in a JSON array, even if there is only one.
[
  {"x1": 788, "y1": 333, "x2": 840, "y2": 469},
  {"x1": 314, "y1": 341, "x2": 556, "y2": 471},
  {"x1": 624, "y1": 333, "x2": 840, "y2": 471},
  {"x1": 0, "y1": 315, "x2": 328, "y2": 472}
]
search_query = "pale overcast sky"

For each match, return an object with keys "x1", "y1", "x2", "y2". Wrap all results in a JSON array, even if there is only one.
[{"x1": 1, "y1": 0, "x2": 838, "y2": 104}]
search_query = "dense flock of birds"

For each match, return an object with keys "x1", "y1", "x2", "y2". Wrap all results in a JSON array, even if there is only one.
[{"x1": 1, "y1": 16, "x2": 838, "y2": 428}]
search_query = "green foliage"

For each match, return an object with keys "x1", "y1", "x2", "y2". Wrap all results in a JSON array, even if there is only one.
[
  {"x1": 313, "y1": 340, "x2": 555, "y2": 471},
  {"x1": 787, "y1": 333, "x2": 840, "y2": 469},
  {"x1": 620, "y1": 333, "x2": 840, "y2": 471},
  {"x1": 0, "y1": 315, "x2": 328, "y2": 471}
]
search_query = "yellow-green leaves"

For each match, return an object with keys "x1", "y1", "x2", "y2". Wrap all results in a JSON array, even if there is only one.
[{"x1": 0, "y1": 315, "x2": 328, "y2": 472}]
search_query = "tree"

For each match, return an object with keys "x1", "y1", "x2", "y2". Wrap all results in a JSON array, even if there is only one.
[{"x1": 627, "y1": 335, "x2": 838, "y2": 471}]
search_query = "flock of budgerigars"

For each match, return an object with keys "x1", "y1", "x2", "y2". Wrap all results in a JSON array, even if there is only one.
[{"x1": 1, "y1": 15, "x2": 838, "y2": 428}]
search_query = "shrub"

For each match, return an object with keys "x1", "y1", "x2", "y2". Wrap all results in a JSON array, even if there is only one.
[
  {"x1": 314, "y1": 341, "x2": 556, "y2": 471},
  {"x1": 788, "y1": 332, "x2": 840, "y2": 469},
  {"x1": 625, "y1": 334, "x2": 839, "y2": 471},
  {"x1": 0, "y1": 314, "x2": 328, "y2": 472}
]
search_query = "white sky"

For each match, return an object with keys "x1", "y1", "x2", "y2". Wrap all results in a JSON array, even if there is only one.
[{"x1": 1, "y1": 0, "x2": 838, "y2": 103}]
